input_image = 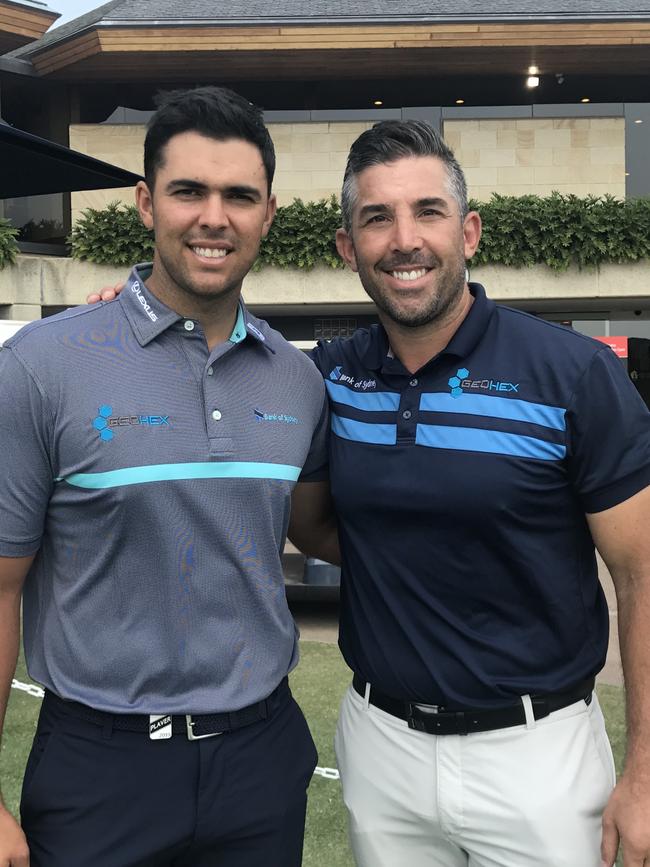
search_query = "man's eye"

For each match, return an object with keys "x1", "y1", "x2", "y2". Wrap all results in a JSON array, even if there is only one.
[
  {"x1": 366, "y1": 214, "x2": 388, "y2": 225},
  {"x1": 174, "y1": 189, "x2": 200, "y2": 198},
  {"x1": 421, "y1": 209, "x2": 442, "y2": 218}
]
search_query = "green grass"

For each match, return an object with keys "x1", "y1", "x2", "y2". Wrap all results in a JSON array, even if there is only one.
[{"x1": 1, "y1": 644, "x2": 626, "y2": 867}]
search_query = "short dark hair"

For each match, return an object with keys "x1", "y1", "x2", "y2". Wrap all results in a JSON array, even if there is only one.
[
  {"x1": 144, "y1": 86, "x2": 275, "y2": 194},
  {"x1": 341, "y1": 120, "x2": 468, "y2": 232}
]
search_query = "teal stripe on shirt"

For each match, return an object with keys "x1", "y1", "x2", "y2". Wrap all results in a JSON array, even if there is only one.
[{"x1": 59, "y1": 461, "x2": 302, "y2": 489}]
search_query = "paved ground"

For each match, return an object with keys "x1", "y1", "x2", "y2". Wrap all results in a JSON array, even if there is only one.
[{"x1": 288, "y1": 553, "x2": 624, "y2": 687}]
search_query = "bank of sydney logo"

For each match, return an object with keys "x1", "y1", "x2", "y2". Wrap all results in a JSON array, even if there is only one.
[
  {"x1": 448, "y1": 369, "x2": 520, "y2": 399},
  {"x1": 254, "y1": 408, "x2": 299, "y2": 425},
  {"x1": 93, "y1": 405, "x2": 170, "y2": 442},
  {"x1": 328, "y1": 366, "x2": 376, "y2": 391}
]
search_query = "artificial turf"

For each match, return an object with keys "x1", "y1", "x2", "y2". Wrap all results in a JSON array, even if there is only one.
[{"x1": 2, "y1": 643, "x2": 626, "y2": 867}]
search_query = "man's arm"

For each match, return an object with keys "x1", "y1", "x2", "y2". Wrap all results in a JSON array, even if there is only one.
[
  {"x1": 588, "y1": 485, "x2": 650, "y2": 867},
  {"x1": 0, "y1": 555, "x2": 34, "y2": 867},
  {"x1": 288, "y1": 480, "x2": 340, "y2": 566}
]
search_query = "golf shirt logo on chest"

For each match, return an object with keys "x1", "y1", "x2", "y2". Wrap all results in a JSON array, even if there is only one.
[
  {"x1": 92, "y1": 404, "x2": 171, "y2": 442},
  {"x1": 448, "y1": 367, "x2": 520, "y2": 397}
]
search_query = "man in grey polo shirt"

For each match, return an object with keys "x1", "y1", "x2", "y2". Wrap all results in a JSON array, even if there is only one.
[{"x1": 0, "y1": 86, "x2": 336, "y2": 866}]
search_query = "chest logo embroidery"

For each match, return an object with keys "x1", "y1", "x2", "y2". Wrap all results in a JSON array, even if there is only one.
[
  {"x1": 448, "y1": 368, "x2": 519, "y2": 399},
  {"x1": 93, "y1": 405, "x2": 171, "y2": 442}
]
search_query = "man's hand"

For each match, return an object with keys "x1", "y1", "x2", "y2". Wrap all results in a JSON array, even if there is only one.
[
  {"x1": 85, "y1": 282, "x2": 125, "y2": 305},
  {"x1": 601, "y1": 773, "x2": 650, "y2": 866},
  {"x1": 0, "y1": 804, "x2": 29, "y2": 866}
]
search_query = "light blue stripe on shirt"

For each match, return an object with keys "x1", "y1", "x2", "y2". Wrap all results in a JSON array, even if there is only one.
[
  {"x1": 59, "y1": 461, "x2": 302, "y2": 489},
  {"x1": 332, "y1": 414, "x2": 397, "y2": 445},
  {"x1": 419, "y1": 392, "x2": 566, "y2": 431},
  {"x1": 416, "y1": 424, "x2": 565, "y2": 460},
  {"x1": 326, "y1": 380, "x2": 400, "y2": 411}
]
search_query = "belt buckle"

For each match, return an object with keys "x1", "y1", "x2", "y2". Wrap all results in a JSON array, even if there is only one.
[
  {"x1": 407, "y1": 702, "x2": 441, "y2": 732},
  {"x1": 185, "y1": 715, "x2": 223, "y2": 741}
]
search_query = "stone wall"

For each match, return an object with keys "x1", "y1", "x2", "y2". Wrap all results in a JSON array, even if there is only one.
[
  {"x1": 444, "y1": 117, "x2": 625, "y2": 200},
  {"x1": 69, "y1": 115, "x2": 625, "y2": 221}
]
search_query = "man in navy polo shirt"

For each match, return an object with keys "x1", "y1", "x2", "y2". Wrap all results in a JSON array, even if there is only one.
[
  {"x1": 0, "y1": 87, "x2": 336, "y2": 866},
  {"x1": 311, "y1": 122, "x2": 650, "y2": 867}
]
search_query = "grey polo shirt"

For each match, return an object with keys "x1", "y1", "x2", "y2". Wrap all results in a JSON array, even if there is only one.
[{"x1": 0, "y1": 265, "x2": 328, "y2": 714}]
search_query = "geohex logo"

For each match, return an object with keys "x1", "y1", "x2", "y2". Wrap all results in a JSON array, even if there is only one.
[
  {"x1": 448, "y1": 369, "x2": 519, "y2": 399},
  {"x1": 93, "y1": 405, "x2": 170, "y2": 442}
]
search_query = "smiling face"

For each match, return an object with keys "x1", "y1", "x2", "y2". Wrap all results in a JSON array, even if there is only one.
[
  {"x1": 336, "y1": 155, "x2": 481, "y2": 329},
  {"x1": 136, "y1": 131, "x2": 276, "y2": 311}
]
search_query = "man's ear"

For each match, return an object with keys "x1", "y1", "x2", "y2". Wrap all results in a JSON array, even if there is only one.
[
  {"x1": 463, "y1": 210, "x2": 482, "y2": 261},
  {"x1": 335, "y1": 227, "x2": 358, "y2": 273},
  {"x1": 135, "y1": 180, "x2": 154, "y2": 231},
  {"x1": 261, "y1": 193, "x2": 277, "y2": 239}
]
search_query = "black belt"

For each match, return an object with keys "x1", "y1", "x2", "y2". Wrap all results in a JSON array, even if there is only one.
[
  {"x1": 352, "y1": 674, "x2": 594, "y2": 736},
  {"x1": 44, "y1": 677, "x2": 289, "y2": 740}
]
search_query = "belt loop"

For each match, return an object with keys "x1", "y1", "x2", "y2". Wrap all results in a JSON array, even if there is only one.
[
  {"x1": 363, "y1": 682, "x2": 371, "y2": 711},
  {"x1": 521, "y1": 694, "x2": 536, "y2": 730}
]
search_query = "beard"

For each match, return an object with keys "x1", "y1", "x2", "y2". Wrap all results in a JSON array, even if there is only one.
[{"x1": 355, "y1": 248, "x2": 467, "y2": 329}]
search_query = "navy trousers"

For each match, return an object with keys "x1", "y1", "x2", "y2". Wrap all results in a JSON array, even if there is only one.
[{"x1": 21, "y1": 687, "x2": 317, "y2": 867}]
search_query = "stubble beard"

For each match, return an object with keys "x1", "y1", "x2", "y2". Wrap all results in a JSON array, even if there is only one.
[{"x1": 356, "y1": 249, "x2": 467, "y2": 329}]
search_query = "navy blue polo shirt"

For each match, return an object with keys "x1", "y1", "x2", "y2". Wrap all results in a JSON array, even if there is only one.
[
  {"x1": 0, "y1": 265, "x2": 328, "y2": 714},
  {"x1": 311, "y1": 283, "x2": 650, "y2": 709}
]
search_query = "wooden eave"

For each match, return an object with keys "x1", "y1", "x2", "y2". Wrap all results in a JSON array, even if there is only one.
[
  {"x1": 27, "y1": 21, "x2": 650, "y2": 81},
  {"x1": 0, "y1": 0, "x2": 58, "y2": 52}
]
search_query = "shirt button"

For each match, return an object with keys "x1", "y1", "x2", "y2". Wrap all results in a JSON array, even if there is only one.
[
  {"x1": 207, "y1": 366, "x2": 214, "y2": 376},
  {"x1": 212, "y1": 409, "x2": 222, "y2": 421},
  {"x1": 184, "y1": 320, "x2": 195, "y2": 332},
  {"x1": 402, "y1": 410, "x2": 412, "y2": 420},
  {"x1": 409, "y1": 378, "x2": 418, "y2": 387}
]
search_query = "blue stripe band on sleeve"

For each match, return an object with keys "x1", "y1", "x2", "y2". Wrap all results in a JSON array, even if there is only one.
[
  {"x1": 419, "y1": 393, "x2": 566, "y2": 431},
  {"x1": 59, "y1": 461, "x2": 302, "y2": 489},
  {"x1": 332, "y1": 414, "x2": 397, "y2": 445},
  {"x1": 415, "y1": 424, "x2": 566, "y2": 460},
  {"x1": 326, "y1": 380, "x2": 400, "y2": 411}
]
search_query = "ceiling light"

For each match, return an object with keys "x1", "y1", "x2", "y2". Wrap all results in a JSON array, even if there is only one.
[
  {"x1": 455, "y1": 99, "x2": 465, "y2": 105},
  {"x1": 373, "y1": 100, "x2": 383, "y2": 106},
  {"x1": 526, "y1": 76, "x2": 540, "y2": 88},
  {"x1": 528, "y1": 65, "x2": 539, "y2": 75},
  {"x1": 635, "y1": 119, "x2": 644, "y2": 124},
  {"x1": 581, "y1": 97, "x2": 590, "y2": 103}
]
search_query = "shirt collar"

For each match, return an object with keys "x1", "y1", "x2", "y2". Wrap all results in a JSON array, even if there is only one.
[
  {"x1": 119, "y1": 264, "x2": 275, "y2": 352},
  {"x1": 361, "y1": 282, "x2": 494, "y2": 370},
  {"x1": 119, "y1": 264, "x2": 182, "y2": 346}
]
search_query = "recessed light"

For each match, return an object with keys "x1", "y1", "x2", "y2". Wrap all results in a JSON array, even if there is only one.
[
  {"x1": 526, "y1": 76, "x2": 540, "y2": 88},
  {"x1": 528, "y1": 65, "x2": 539, "y2": 75},
  {"x1": 625, "y1": 172, "x2": 631, "y2": 176},
  {"x1": 635, "y1": 119, "x2": 644, "y2": 124},
  {"x1": 455, "y1": 99, "x2": 465, "y2": 105},
  {"x1": 373, "y1": 100, "x2": 383, "y2": 106},
  {"x1": 581, "y1": 97, "x2": 590, "y2": 103}
]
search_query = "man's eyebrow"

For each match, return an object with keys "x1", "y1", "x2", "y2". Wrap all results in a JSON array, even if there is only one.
[
  {"x1": 416, "y1": 197, "x2": 450, "y2": 210},
  {"x1": 164, "y1": 181, "x2": 262, "y2": 201},
  {"x1": 226, "y1": 185, "x2": 263, "y2": 201},
  {"x1": 358, "y1": 203, "x2": 392, "y2": 220},
  {"x1": 165, "y1": 179, "x2": 207, "y2": 192},
  {"x1": 358, "y1": 197, "x2": 451, "y2": 220}
]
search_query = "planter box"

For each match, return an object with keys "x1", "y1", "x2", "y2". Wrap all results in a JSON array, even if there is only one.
[{"x1": 1, "y1": 254, "x2": 649, "y2": 318}]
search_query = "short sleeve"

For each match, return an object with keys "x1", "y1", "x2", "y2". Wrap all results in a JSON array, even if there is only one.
[
  {"x1": 566, "y1": 346, "x2": 650, "y2": 513},
  {"x1": 0, "y1": 346, "x2": 53, "y2": 556},
  {"x1": 298, "y1": 385, "x2": 329, "y2": 482}
]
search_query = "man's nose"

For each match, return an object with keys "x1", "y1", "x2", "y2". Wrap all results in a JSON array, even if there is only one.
[
  {"x1": 198, "y1": 195, "x2": 229, "y2": 229},
  {"x1": 391, "y1": 215, "x2": 423, "y2": 252}
]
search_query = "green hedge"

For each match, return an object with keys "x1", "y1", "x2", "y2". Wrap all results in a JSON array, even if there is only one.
[
  {"x1": 0, "y1": 218, "x2": 19, "y2": 269},
  {"x1": 10, "y1": 193, "x2": 650, "y2": 273}
]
